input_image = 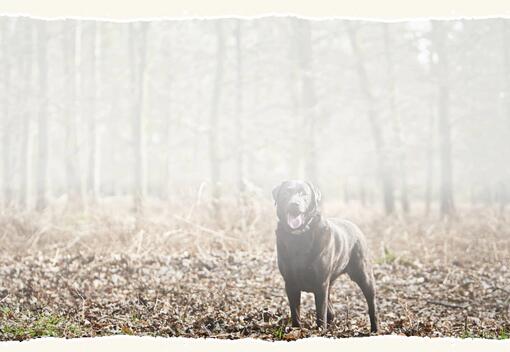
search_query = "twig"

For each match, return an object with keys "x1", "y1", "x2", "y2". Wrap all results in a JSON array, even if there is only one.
[
  {"x1": 186, "y1": 182, "x2": 206, "y2": 220},
  {"x1": 152, "y1": 291, "x2": 159, "y2": 313},
  {"x1": 135, "y1": 229, "x2": 145, "y2": 255},
  {"x1": 426, "y1": 300, "x2": 468, "y2": 309},
  {"x1": 173, "y1": 215, "x2": 241, "y2": 242},
  {"x1": 493, "y1": 286, "x2": 510, "y2": 295}
]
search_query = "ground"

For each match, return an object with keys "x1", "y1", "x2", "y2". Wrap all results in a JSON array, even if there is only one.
[{"x1": 0, "y1": 200, "x2": 509, "y2": 341}]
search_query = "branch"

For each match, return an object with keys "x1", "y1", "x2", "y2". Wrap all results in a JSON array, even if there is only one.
[{"x1": 426, "y1": 300, "x2": 468, "y2": 309}]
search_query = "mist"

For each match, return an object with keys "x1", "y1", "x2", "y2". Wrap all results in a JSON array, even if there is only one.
[{"x1": 1, "y1": 17, "x2": 510, "y2": 215}]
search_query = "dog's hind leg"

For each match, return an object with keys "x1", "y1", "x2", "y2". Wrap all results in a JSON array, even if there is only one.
[
  {"x1": 347, "y1": 256, "x2": 379, "y2": 333},
  {"x1": 327, "y1": 289, "x2": 334, "y2": 324}
]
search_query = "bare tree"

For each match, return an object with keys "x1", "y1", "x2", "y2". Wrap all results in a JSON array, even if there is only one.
[
  {"x1": 86, "y1": 22, "x2": 101, "y2": 203},
  {"x1": 425, "y1": 94, "x2": 436, "y2": 215},
  {"x1": 129, "y1": 22, "x2": 149, "y2": 214},
  {"x1": 63, "y1": 20, "x2": 84, "y2": 207},
  {"x1": 235, "y1": 20, "x2": 245, "y2": 198},
  {"x1": 1, "y1": 19, "x2": 13, "y2": 209},
  {"x1": 501, "y1": 19, "x2": 510, "y2": 210},
  {"x1": 346, "y1": 22, "x2": 395, "y2": 215},
  {"x1": 504, "y1": 20, "x2": 510, "y2": 131},
  {"x1": 431, "y1": 21, "x2": 455, "y2": 217},
  {"x1": 19, "y1": 19, "x2": 33, "y2": 209},
  {"x1": 294, "y1": 18, "x2": 319, "y2": 185},
  {"x1": 163, "y1": 62, "x2": 173, "y2": 203},
  {"x1": 35, "y1": 22, "x2": 49, "y2": 211},
  {"x1": 286, "y1": 20, "x2": 302, "y2": 178},
  {"x1": 103, "y1": 24, "x2": 120, "y2": 197},
  {"x1": 383, "y1": 24, "x2": 409, "y2": 213},
  {"x1": 209, "y1": 22, "x2": 225, "y2": 220}
]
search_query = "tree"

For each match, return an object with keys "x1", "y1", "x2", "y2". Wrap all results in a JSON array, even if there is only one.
[
  {"x1": 235, "y1": 20, "x2": 245, "y2": 198},
  {"x1": 128, "y1": 22, "x2": 149, "y2": 214},
  {"x1": 285, "y1": 19, "x2": 302, "y2": 178},
  {"x1": 62, "y1": 20, "x2": 83, "y2": 207},
  {"x1": 501, "y1": 19, "x2": 510, "y2": 210},
  {"x1": 1, "y1": 19, "x2": 13, "y2": 209},
  {"x1": 162, "y1": 32, "x2": 173, "y2": 203},
  {"x1": 425, "y1": 93, "x2": 436, "y2": 215},
  {"x1": 383, "y1": 24, "x2": 410, "y2": 213},
  {"x1": 431, "y1": 21, "x2": 455, "y2": 217},
  {"x1": 35, "y1": 21, "x2": 48, "y2": 212},
  {"x1": 294, "y1": 18, "x2": 319, "y2": 185},
  {"x1": 346, "y1": 22, "x2": 395, "y2": 215},
  {"x1": 86, "y1": 22, "x2": 101, "y2": 203},
  {"x1": 19, "y1": 19, "x2": 33, "y2": 209},
  {"x1": 209, "y1": 21, "x2": 225, "y2": 220}
]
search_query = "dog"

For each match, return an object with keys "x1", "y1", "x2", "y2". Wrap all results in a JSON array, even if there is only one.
[{"x1": 273, "y1": 180, "x2": 378, "y2": 332}]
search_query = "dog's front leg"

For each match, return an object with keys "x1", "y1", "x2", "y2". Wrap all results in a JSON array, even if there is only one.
[
  {"x1": 314, "y1": 283, "x2": 329, "y2": 329},
  {"x1": 285, "y1": 283, "x2": 301, "y2": 327}
]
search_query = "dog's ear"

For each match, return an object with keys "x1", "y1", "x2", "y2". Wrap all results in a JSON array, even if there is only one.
[
  {"x1": 306, "y1": 182, "x2": 322, "y2": 209},
  {"x1": 272, "y1": 183, "x2": 283, "y2": 206}
]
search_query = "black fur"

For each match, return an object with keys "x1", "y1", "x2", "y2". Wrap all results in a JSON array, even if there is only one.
[{"x1": 273, "y1": 180, "x2": 378, "y2": 332}]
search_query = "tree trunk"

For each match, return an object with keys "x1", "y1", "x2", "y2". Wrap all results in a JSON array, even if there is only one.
[
  {"x1": 164, "y1": 101, "x2": 172, "y2": 203},
  {"x1": 19, "y1": 19, "x2": 33, "y2": 209},
  {"x1": 346, "y1": 22, "x2": 395, "y2": 215},
  {"x1": 63, "y1": 20, "x2": 83, "y2": 208},
  {"x1": 163, "y1": 45, "x2": 173, "y2": 203},
  {"x1": 209, "y1": 22, "x2": 225, "y2": 220},
  {"x1": 359, "y1": 179, "x2": 367, "y2": 207},
  {"x1": 105, "y1": 26, "x2": 119, "y2": 197},
  {"x1": 129, "y1": 22, "x2": 149, "y2": 214},
  {"x1": 425, "y1": 94, "x2": 435, "y2": 215},
  {"x1": 343, "y1": 179, "x2": 351, "y2": 204},
  {"x1": 504, "y1": 20, "x2": 510, "y2": 134},
  {"x1": 431, "y1": 21, "x2": 455, "y2": 217},
  {"x1": 383, "y1": 24, "x2": 409, "y2": 214},
  {"x1": 35, "y1": 22, "x2": 48, "y2": 211},
  {"x1": 286, "y1": 20, "x2": 302, "y2": 178},
  {"x1": 501, "y1": 19, "x2": 510, "y2": 211},
  {"x1": 295, "y1": 19, "x2": 319, "y2": 185},
  {"x1": 87, "y1": 22, "x2": 100, "y2": 203},
  {"x1": 235, "y1": 20, "x2": 245, "y2": 198},
  {"x1": 1, "y1": 20, "x2": 12, "y2": 209},
  {"x1": 162, "y1": 63, "x2": 173, "y2": 203}
]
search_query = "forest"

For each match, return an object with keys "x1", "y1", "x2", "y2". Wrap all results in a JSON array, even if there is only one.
[{"x1": 0, "y1": 17, "x2": 509, "y2": 340}]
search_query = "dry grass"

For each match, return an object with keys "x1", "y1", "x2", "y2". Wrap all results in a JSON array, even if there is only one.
[{"x1": 1, "y1": 198, "x2": 508, "y2": 263}]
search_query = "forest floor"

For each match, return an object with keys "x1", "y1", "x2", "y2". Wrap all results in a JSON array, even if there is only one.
[{"x1": 0, "y1": 200, "x2": 509, "y2": 341}]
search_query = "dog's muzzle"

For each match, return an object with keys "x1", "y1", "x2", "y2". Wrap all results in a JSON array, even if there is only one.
[{"x1": 287, "y1": 212, "x2": 305, "y2": 229}]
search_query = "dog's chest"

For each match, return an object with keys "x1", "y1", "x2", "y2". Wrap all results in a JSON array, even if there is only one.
[{"x1": 277, "y1": 234, "x2": 323, "y2": 291}]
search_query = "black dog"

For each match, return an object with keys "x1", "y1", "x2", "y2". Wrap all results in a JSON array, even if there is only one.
[{"x1": 273, "y1": 180, "x2": 378, "y2": 332}]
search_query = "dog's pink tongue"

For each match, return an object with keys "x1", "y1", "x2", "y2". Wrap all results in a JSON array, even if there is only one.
[{"x1": 287, "y1": 213, "x2": 304, "y2": 229}]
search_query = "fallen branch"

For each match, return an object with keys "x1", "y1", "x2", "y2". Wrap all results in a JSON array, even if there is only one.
[{"x1": 426, "y1": 300, "x2": 468, "y2": 309}]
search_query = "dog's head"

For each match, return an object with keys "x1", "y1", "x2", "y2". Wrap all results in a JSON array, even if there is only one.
[{"x1": 272, "y1": 180, "x2": 321, "y2": 231}]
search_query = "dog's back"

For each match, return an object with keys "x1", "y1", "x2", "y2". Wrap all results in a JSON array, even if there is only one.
[{"x1": 326, "y1": 218, "x2": 371, "y2": 279}]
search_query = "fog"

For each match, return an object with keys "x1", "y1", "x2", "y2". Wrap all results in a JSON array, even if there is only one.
[{"x1": 1, "y1": 17, "x2": 509, "y2": 216}]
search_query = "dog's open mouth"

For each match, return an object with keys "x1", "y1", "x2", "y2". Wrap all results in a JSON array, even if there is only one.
[{"x1": 287, "y1": 212, "x2": 305, "y2": 230}]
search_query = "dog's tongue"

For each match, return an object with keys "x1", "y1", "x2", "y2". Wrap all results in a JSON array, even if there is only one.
[{"x1": 287, "y1": 213, "x2": 304, "y2": 230}]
